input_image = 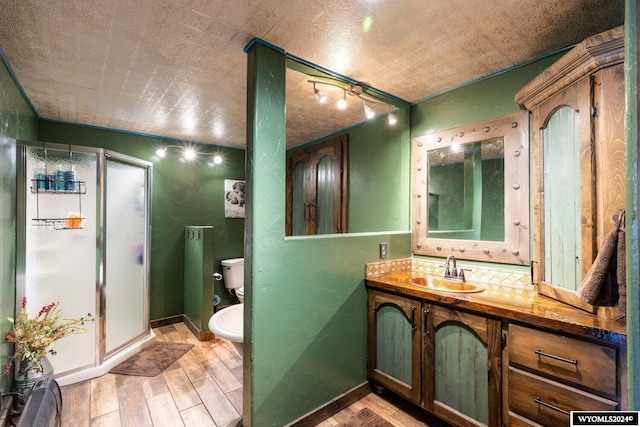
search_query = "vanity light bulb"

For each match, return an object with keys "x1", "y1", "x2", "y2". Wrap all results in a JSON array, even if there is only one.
[
  {"x1": 337, "y1": 97, "x2": 347, "y2": 110},
  {"x1": 388, "y1": 112, "x2": 397, "y2": 125},
  {"x1": 156, "y1": 148, "x2": 167, "y2": 158},
  {"x1": 213, "y1": 155, "x2": 223, "y2": 164}
]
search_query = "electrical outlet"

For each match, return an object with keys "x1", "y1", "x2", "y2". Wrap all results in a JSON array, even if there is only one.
[{"x1": 379, "y1": 242, "x2": 388, "y2": 259}]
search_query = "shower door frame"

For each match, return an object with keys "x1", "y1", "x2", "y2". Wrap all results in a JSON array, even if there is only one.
[{"x1": 16, "y1": 140, "x2": 152, "y2": 374}]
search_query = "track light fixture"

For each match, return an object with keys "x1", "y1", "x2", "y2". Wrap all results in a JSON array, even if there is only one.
[
  {"x1": 308, "y1": 79, "x2": 397, "y2": 125},
  {"x1": 364, "y1": 100, "x2": 375, "y2": 119},
  {"x1": 337, "y1": 89, "x2": 347, "y2": 110},
  {"x1": 313, "y1": 82, "x2": 327, "y2": 103},
  {"x1": 154, "y1": 144, "x2": 225, "y2": 167},
  {"x1": 387, "y1": 105, "x2": 397, "y2": 125}
]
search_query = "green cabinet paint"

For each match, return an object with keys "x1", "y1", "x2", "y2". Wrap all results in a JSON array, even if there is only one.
[{"x1": 184, "y1": 226, "x2": 214, "y2": 336}]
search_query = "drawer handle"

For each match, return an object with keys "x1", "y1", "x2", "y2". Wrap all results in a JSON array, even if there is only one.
[
  {"x1": 534, "y1": 349, "x2": 578, "y2": 365},
  {"x1": 534, "y1": 397, "x2": 570, "y2": 415},
  {"x1": 411, "y1": 306, "x2": 417, "y2": 331}
]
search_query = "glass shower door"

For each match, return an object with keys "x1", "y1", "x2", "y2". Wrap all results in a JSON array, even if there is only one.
[
  {"x1": 104, "y1": 154, "x2": 150, "y2": 355},
  {"x1": 23, "y1": 146, "x2": 98, "y2": 375}
]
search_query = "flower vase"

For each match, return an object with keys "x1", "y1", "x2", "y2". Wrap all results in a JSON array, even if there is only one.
[{"x1": 12, "y1": 357, "x2": 54, "y2": 412}]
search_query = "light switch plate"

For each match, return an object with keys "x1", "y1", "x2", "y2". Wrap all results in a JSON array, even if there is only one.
[{"x1": 379, "y1": 242, "x2": 388, "y2": 259}]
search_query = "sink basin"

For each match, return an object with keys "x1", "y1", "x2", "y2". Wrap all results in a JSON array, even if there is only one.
[{"x1": 406, "y1": 276, "x2": 485, "y2": 293}]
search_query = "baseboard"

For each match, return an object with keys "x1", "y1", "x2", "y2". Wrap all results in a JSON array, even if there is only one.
[
  {"x1": 149, "y1": 315, "x2": 183, "y2": 329},
  {"x1": 183, "y1": 315, "x2": 214, "y2": 341},
  {"x1": 285, "y1": 381, "x2": 371, "y2": 427}
]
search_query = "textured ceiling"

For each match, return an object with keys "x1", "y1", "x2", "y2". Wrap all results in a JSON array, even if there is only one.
[{"x1": 0, "y1": 0, "x2": 625, "y2": 149}]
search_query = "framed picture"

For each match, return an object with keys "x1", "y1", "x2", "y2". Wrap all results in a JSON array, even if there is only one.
[{"x1": 224, "y1": 179, "x2": 245, "y2": 218}]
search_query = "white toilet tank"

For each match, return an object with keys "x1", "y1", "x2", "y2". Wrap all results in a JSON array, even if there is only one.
[{"x1": 221, "y1": 258, "x2": 244, "y2": 290}]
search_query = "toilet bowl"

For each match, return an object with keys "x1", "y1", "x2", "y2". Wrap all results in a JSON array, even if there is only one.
[
  {"x1": 236, "y1": 287, "x2": 244, "y2": 303},
  {"x1": 209, "y1": 303, "x2": 243, "y2": 357}
]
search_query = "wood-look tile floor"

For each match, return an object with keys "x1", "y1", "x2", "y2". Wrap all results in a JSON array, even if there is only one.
[{"x1": 60, "y1": 323, "x2": 448, "y2": 427}]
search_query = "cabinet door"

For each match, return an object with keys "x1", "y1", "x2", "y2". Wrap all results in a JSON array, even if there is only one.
[
  {"x1": 426, "y1": 305, "x2": 501, "y2": 427},
  {"x1": 367, "y1": 290, "x2": 422, "y2": 404}
]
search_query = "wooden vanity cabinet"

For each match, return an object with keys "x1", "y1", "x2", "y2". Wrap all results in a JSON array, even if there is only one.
[
  {"x1": 367, "y1": 289, "x2": 422, "y2": 404},
  {"x1": 506, "y1": 323, "x2": 625, "y2": 426},
  {"x1": 367, "y1": 288, "x2": 502, "y2": 426}
]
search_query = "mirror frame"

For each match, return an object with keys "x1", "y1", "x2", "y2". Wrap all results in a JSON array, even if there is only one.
[{"x1": 411, "y1": 111, "x2": 530, "y2": 265}]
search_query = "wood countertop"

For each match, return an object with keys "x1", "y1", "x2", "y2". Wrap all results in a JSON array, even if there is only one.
[{"x1": 365, "y1": 270, "x2": 627, "y2": 347}]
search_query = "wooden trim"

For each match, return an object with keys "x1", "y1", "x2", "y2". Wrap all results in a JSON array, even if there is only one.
[
  {"x1": 183, "y1": 314, "x2": 214, "y2": 341},
  {"x1": 285, "y1": 382, "x2": 371, "y2": 427},
  {"x1": 411, "y1": 111, "x2": 529, "y2": 265},
  {"x1": 149, "y1": 315, "x2": 183, "y2": 329},
  {"x1": 515, "y1": 26, "x2": 624, "y2": 109}
]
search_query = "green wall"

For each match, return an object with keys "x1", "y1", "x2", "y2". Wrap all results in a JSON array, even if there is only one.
[
  {"x1": 304, "y1": 107, "x2": 411, "y2": 233},
  {"x1": 245, "y1": 42, "x2": 412, "y2": 426},
  {"x1": 0, "y1": 54, "x2": 37, "y2": 398},
  {"x1": 411, "y1": 53, "x2": 564, "y2": 137},
  {"x1": 37, "y1": 120, "x2": 245, "y2": 319}
]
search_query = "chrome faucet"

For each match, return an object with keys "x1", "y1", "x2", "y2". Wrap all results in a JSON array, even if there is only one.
[
  {"x1": 444, "y1": 254, "x2": 469, "y2": 282},
  {"x1": 445, "y1": 254, "x2": 457, "y2": 278}
]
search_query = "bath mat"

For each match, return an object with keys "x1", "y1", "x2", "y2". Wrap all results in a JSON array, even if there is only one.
[
  {"x1": 109, "y1": 342, "x2": 193, "y2": 377},
  {"x1": 336, "y1": 408, "x2": 394, "y2": 427}
]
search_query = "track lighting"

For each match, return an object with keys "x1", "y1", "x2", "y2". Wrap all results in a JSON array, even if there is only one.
[
  {"x1": 337, "y1": 89, "x2": 347, "y2": 110},
  {"x1": 313, "y1": 82, "x2": 327, "y2": 103},
  {"x1": 387, "y1": 105, "x2": 397, "y2": 125},
  {"x1": 154, "y1": 145, "x2": 225, "y2": 167},
  {"x1": 308, "y1": 79, "x2": 397, "y2": 124},
  {"x1": 364, "y1": 101, "x2": 375, "y2": 119}
]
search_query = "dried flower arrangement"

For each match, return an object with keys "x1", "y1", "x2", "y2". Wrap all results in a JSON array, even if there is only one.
[{"x1": 4, "y1": 297, "x2": 94, "y2": 375}]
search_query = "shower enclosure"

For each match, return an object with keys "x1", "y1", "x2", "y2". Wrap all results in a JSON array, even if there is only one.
[{"x1": 16, "y1": 141, "x2": 152, "y2": 383}]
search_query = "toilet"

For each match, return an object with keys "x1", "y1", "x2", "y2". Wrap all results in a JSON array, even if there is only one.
[
  {"x1": 221, "y1": 257, "x2": 244, "y2": 302},
  {"x1": 209, "y1": 258, "x2": 244, "y2": 357}
]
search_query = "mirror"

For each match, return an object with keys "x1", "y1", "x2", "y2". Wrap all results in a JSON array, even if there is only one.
[
  {"x1": 284, "y1": 58, "x2": 409, "y2": 236},
  {"x1": 412, "y1": 112, "x2": 529, "y2": 265},
  {"x1": 427, "y1": 138, "x2": 504, "y2": 241}
]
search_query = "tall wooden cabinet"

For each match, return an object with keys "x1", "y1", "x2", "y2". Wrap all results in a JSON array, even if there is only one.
[{"x1": 515, "y1": 26, "x2": 625, "y2": 314}]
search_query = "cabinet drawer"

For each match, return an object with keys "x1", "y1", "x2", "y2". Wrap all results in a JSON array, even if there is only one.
[
  {"x1": 509, "y1": 367, "x2": 618, "y2": 427},
  {"x1": 509, "y1": 324, "x2": 617, "y2": 395}
]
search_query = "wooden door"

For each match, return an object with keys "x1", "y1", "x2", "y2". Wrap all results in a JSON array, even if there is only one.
[
  {"x1": 425, "y1": 305, "x2": 501, "y2": 427},
  {"x1": 367, "y1": 289, "x2": 422, "y2": 404},
  {"x1": 285, "y1": 135, "x2": 347, "y2": 235}
]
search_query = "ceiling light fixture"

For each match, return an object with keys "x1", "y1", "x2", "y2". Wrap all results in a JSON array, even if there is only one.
[
  {"x1": 364, "y1": 100, "x2": 375, "y2": 119},
  {"x1": 313, "y1": 82, "x2": 327, "y2": 103},
  {"x1": 308, "y1": 79, "x2": 397, "y2": 123},
  {"x1": 337, "y1": 89, "x2": 347, "y2": 110},
  {"x1": 154, "y1": 145, "x2": 225, "y2": 167},
  {"x1": 387, "y1": 105, "x2": 397, "y2": 125}
]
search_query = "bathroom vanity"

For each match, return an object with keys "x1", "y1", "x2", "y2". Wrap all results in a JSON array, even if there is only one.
[{"x1": 365, "y1": 265, "x2": 626, "y2": 427}]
